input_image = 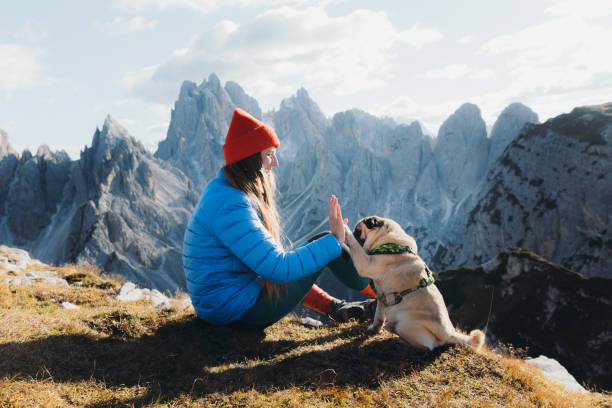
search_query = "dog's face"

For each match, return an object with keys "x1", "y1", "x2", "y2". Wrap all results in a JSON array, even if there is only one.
[
  {"x1": 353, "y1": 215, "x2": 418, "y2": 253},
  {"x1": 353, "y1": 216, "x2": 387, "y2": 249}
]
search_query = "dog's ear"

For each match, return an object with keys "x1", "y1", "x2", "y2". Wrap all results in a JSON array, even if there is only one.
[
  {"x1": 363, "y1": 217, "x2": 384, "y2": 230},
  {"x1": 353, "y1": 225, "x2": 365, "y2": 246}
]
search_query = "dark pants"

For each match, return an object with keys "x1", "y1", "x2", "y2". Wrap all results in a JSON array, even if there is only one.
[{"x1": 233, "y1": 234, "x2": 368, "y2": 328}]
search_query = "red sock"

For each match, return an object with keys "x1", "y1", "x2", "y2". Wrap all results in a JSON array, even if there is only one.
[
  {"x1": 302, "y1": 284, "x2": 334, "y2": 314},
  {"x1": 360, "y1": 283, "x2": 376, "y2": 299}
]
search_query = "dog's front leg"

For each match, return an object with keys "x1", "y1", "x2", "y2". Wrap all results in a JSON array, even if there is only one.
[
  {"x1": 343, "y1": 225, "x2": 377, "y2": 279},
  {"x1": 368, "y1": 301, "x2": 385, "y2": 333}
]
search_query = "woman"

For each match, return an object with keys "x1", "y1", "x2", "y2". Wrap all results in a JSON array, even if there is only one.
[{"x1": 183, "y1": 108, "x2": 376, "y2": 328}]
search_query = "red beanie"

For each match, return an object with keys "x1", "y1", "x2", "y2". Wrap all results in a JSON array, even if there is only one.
[{"x1": 223, "y1": 108, "x2": 280, "y2": 165}]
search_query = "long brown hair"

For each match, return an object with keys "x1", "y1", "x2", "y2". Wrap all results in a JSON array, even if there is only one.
[{"x1": 223, "y1": 152, "x2": 286, "y2": 302}]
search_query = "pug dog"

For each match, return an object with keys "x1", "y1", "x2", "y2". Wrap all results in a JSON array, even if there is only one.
[{"x1": 343, "y1": 216, "x2": 484, "y2": 351}]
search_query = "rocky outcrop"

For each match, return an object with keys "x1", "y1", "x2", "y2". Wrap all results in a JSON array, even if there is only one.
[
  {"x1": 434, "y1": 103, "x2": 488, "y2": 203},
  {"x1": 457, "y1": 104, "x2": 612, "y2": 278},
  {"x1": 0, "y1": 129, "x2": 17, "y2": 158},
  {"x1": 224, "y1": 81, "x2": 262, "y2": 120},
  {"x1": 436, "y1": 248, "x2": 612, "y2": 390},
  {"x1": 0, "y1": 117, "x2": 198, "y2": 291},
  {"x1": 48, "y1": 117, "x2": 198, "y2": 290},
  {"x1": 350, "y1": 108, "x2": 396, "y2": 154},
  {"x1": 488, "y1": 103, "x2": 539, "y2": 166},
  {"x1": 0, "y1": 142, "x2": 71, "y2": 243},
  {"x1": 155, "y1": 73, "x2": 262, "y2": 191},
  {"x1": 0, "y1": 245, "x2": 189, "y2": 309}
]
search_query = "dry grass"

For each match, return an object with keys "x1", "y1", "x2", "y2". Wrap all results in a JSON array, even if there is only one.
[{"x1": 1, "y1": 263, "x2": 610, "y2": 407}]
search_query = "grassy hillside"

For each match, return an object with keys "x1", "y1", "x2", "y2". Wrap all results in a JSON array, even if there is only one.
[{"x1": 1, "y1": 262, "x2": 610, "y2": 407}]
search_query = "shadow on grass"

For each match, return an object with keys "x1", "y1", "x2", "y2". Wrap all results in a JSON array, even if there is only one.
[{"x1": 0, "y1": 315, "x2": 444, "y2": 407}]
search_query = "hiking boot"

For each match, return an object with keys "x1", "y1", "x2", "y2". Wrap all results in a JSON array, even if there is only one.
[{"x1": 328, "y1": 298, "x2": 377, "y2": 322}]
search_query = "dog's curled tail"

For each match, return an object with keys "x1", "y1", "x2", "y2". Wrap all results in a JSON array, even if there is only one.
[
  {"x1": 467, "y1": 329, "x2": 485, "y2": 350},
  {"x1": 448, "y1": 329, "x2": 486, "y2": 350}
]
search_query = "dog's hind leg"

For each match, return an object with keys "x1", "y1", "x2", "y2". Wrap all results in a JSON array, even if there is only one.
[{"x1": 394, "y1": 321, "x2": 438, "y2": 351}]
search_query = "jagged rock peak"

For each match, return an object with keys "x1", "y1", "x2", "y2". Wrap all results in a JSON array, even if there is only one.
[
  {"x1": 437, "y1": 103, "x2": 486, "y2": 139},
  {"x1": 280, "y1": 88, "x2": 324, "y2": 117},
  {"x1": 406, "y1": 120, "x2": 424, "y2": 134},
  {"x1": 436, "y1": 102, "x2": 487, "y2": 145},
  {"x1": 331, "y1": 110, "x2": 358, "y2": 131},
  {"x1": 0, "y1": 128, "x2": 17, "y2": 158},
  {"x1": 434, "y1": 102, "x2": 488, "y2": 203},
  {"x1": 488, "y1": 103, "x2": 539, "y2": 165},
  {"x1": 102, "y1": 115, "x2": 132, "y2": 140},
  {"x1": 199, "y1": 72, "x2": 222, "y2": 93},
  {"x1": 35, "y1": 145, "x2": 70, "y2": 162},
  {"x1": 296, "y1": 88, "x2": 316, "y2": 108},
  {"x1": 178, "y1": 74, "x2": 228, "y2": 103},
  {"x1": 349, "y1": 108, "x2": 397, "y2": 127},
  {"x1": 224, "y1": 80, "x2": 262, "y2": 119},
  {"x1": 500, "y1": 102, "x2": 538, "y2": 117},
  {"x1": 36, "y1": 145, "x2": 52, "y2": 158},
  {"x1": 452, "y1": 102, "x2": 483, "y2": 122},
  {"x1": 92, "y1": 115, "x2": 146, "y2": 154},
  {"x1": 275, "y1": 87, "x2": 328, "y2": 138},
  {"x1": 490, "y1": 103, "x2": 539, "y2": 133},
  {"x1": 178, "y1": 80, "x2": 197, "y2": 99}
]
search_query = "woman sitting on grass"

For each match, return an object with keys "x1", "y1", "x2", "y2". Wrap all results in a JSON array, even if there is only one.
[{"x1": 183, "y1": 108, "x2": 376, "y2": 328}]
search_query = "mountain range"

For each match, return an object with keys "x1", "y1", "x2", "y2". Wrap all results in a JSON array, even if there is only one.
[{"x1": 0, "y1": 73, "x2": 610, "y2": 293}]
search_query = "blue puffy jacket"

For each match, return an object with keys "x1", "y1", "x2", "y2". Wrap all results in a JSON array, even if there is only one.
[{"x1": 183, "y1": 169, "x2": 342, "y2": 324}]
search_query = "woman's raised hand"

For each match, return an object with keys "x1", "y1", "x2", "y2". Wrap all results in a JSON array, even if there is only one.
[{"x1": 329, "y1": 195, "x2": 348, "y2": 243}]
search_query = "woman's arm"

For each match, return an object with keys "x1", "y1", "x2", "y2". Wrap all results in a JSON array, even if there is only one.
[{"x1": 211, "y1": 195, "x2": 342, "y2": 283}]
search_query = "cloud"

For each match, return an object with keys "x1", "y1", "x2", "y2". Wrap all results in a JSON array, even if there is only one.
[
  {"x1": 111, "y1": 0, "x2": 343, "y2": 14},
  {"x1": 545, "y1": 0, "x2": 612, "y2": 19},
  {"x1": 146, "y1": 122, "x2": 169, "y2": 134},
  {"x1": 478, "y1": 12, "x2": 612, "y2": 95},
  {"x1": 458, "y1": 35, "x2": 472, "y2": 44},
  {"x1": 122, "y1": 7, "x2": 442, "y2": 108},
  {"x1": 373, "y1": 95, "x2": 472, "y2": 137},
  {"x1": 0, "y1": 44, "x2": 44, "y2": 93},
  {"x1": 400, "y1": 23, "x2": 443, "y2": 49},
  {"x1": 453, "y1": 0, "x2": 612, "y2": 129},
  {"x1": 97, "y1": 16, "x2": 158, "y2": 33},
  {"x1": 425, "y1": 64, "x2": 495, "y2": 80},
  {"x1": 12, "y1": 20, "x2": 47, "y2": 42}
]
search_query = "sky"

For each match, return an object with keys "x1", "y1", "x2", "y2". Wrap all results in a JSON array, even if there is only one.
[{"x1": 1, "y1": 0, "x2": 611, "y2": 158}]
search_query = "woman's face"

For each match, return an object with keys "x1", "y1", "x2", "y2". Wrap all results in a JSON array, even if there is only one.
[{"x1": 261, "y1": 147, "x2": 279, "y2": 171}]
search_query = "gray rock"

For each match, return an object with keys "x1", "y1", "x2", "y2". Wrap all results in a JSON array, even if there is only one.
[
  {"x1": 434, "y1": 103, "x2": 489, "y2": 203},
  {"x1": 155, "y1": 73, "x2": 238, "y2": 191},
  {"x1": 350, "y1": 108, "x2": 396, "y2": 154},
  {"x1": 60, "y1": 301, "x2": 80, "y2": 310},
  {"x1": 488, "y1": 103, "x2": 539, "y2": 167},
  {"x1": 225, "y1": 81, "x2": 262, "y2": 120},
  {"x1": 437, "y1": 248, "x2": 612, "y2": 390},
  {"x1": 273, "y1": 88, "x2": 328, "y2": 164},
  {"x1": 116, "y1": 281, "x2": 171, "y2": 306},
  {"x1": 26, "y1": 270, "x2": 68, "y2": 286},
  {"x1": 457, "y1": 104, "x2": 612, "y2": 278},
  {"x1": 0, "y1": 116, "x2": 198, "y2": 292},
  {"x1": 1, "y1": 144, "x2": 71, "y2": 243},
  {"x1": 300, "y1": 317, "x2": 323, "y2": 327},
  {"x1": 0, "y1": 128, "x2": 17, "y2": 158},
  {"x1": 525, "y1": 355, "x2": 587, "y2": 393}
]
